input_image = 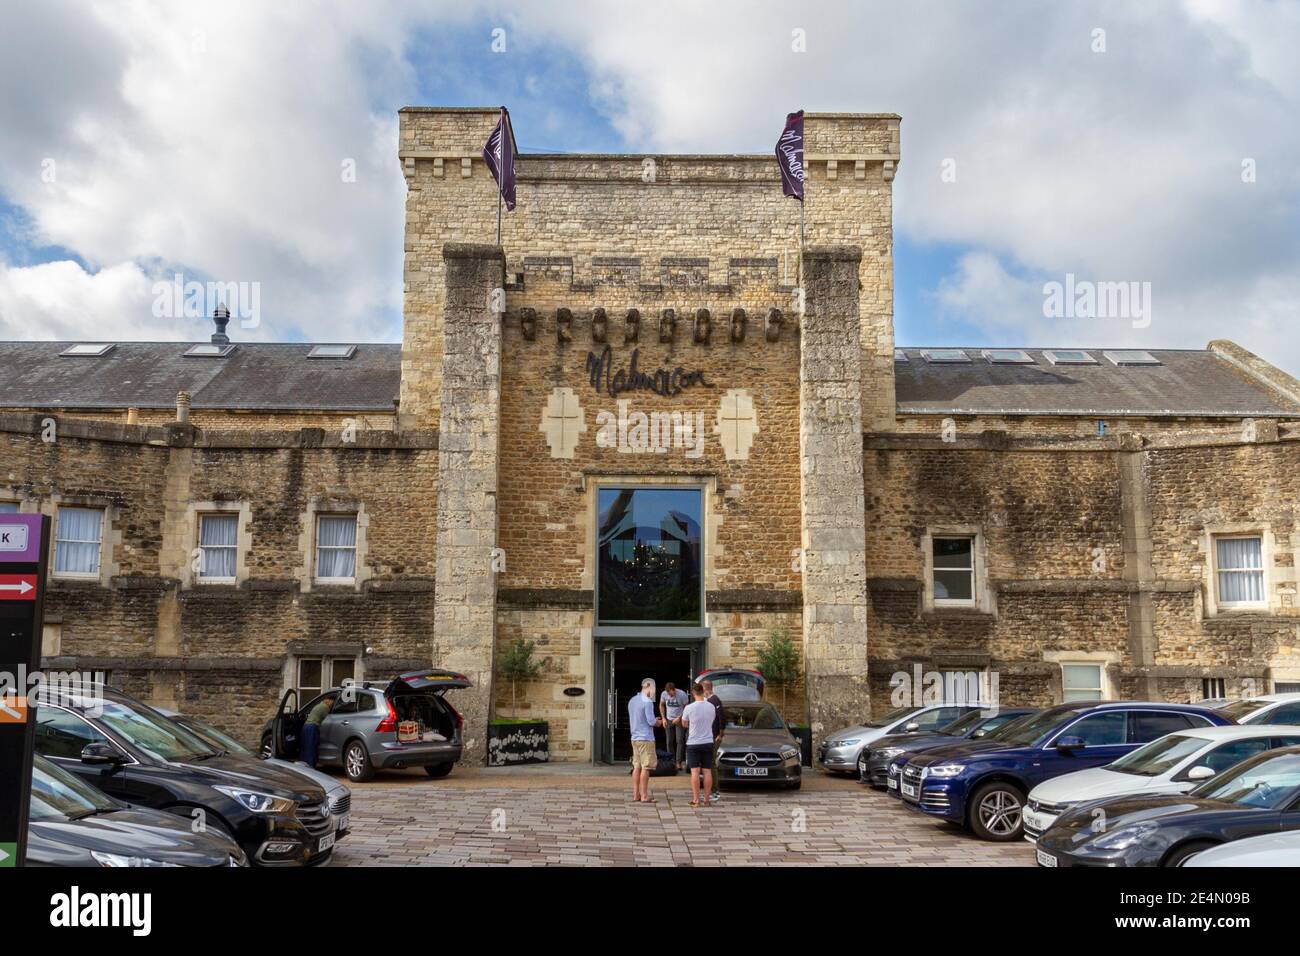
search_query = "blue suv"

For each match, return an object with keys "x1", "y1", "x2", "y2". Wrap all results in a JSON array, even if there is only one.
[{"x1": 893, "y1": 701, "x2": 1233, "y2": 841}]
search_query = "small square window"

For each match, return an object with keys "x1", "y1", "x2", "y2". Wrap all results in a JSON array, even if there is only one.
[
  {"x1": 1214, "y1": 535, "x2": 1265, "y2": 608},
  {"x1": 1202, "y1": 677, "x2": 1226, "y2": 700},
  {"x1": 314, "y1": 514, "x2": 358, "y2": 582},
  {"x1": 920, "y1": 349, "x2": 971, "y2": 364},
  {"x1": 1062, "y1": 663, "x2": 1104, "y2": 702},
  {"x1": 197, "y1": 513, "x2": 238, "y2": 582},
  {"x1": 1043, "y1": 350, "x2": 1097, "y2": 366},
  {"x1": 308, "y1": 345, "x2": 357, "y2": 360},
  {"x1": 54, "y1": 507, "x2": 104, "y2": 578},
  {"x1": 932, "y1": 536, "x2": 975, "y2": 604},
  {"x1": 59, "y1": 344, "x2": 115, "y2": 357},
  {"x1": 894, "y1": 349, "x2": 909, "y2": 363}
]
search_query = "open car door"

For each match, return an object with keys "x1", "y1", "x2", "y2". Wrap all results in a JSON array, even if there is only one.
[{"x1": 272, "y1": 688, "x2": 298, "y2": 758}]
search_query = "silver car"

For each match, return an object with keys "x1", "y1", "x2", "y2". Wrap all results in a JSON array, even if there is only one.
[
  {"x1": 160, "y1": 709, "x2": 353, "y2": 838},
  {"x1": 818, "y1": 704, "x2": 985, "y2": 774}
]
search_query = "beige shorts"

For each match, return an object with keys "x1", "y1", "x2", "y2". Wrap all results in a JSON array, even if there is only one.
[{"x1": 631, "y1": 740, "x2": 657, "y2": 770}]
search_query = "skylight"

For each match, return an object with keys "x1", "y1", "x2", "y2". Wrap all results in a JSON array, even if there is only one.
[
  {"x1": 60, "y1": 344, "x2": 115, "y2": 357},
  {"x1": 1103, "y1": 350, "x2": 1160, "y2": 367},
  {"x1": 920, "y1": 348, "x2": 971, "y2": 364},
  {"x1": 184, "y1": 343, "x2": 236, "y2": 357},
  {"x1": 982, "y1": 349, "x2": 1034, "y2": 365},
  {"x1": 1043, "y1": 350, "x2": 1097, "y2": 366},
  {"x1": 894, "y1": 349, "x2": 909, "y2": 363},
  {"x1": 308, "y1": 345, "x2": 357, "y2": 359}
]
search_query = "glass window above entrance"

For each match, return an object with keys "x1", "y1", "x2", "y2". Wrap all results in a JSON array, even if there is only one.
[{"x1": 597, "y1": 487, "x2": 703, "y2": 626}]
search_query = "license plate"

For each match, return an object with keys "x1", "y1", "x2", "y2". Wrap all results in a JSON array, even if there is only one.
[
  {"x1": 888, "y1": 776, "x2": 898, "y2": 790},
  {"x1": 901, "y1": 782, "x2": 918, "y2": 799},
  {"x1": 336, "y1": 813, "x2": 350, "y2": 833},
  {"x1": 1036, "y1": 848, "x2": 1057, "y2": 868},
  {"x1": 1023, "y1": 809, "x2": 1050, "y2": 835},
  {"x1": 317, "y1": 832, "x2": 335, "y2": 853},
  {"x1": 735, "y1": 767, "x2": 768, "y2": 777}
]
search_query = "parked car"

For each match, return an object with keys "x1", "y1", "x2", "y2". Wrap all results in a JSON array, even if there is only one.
[
  {"x1": 27, "y1": 754, "x2": 247, "y2": 867},
  {"x1": 1024, "y1": 725, "x2": 1300, "y2": 842},
  {"x1": 159, "y1": 708, "x2": 351, "y2": 837},
  {"x1": 1034, "y1": 745, "x2": 1300, "y2": 867},
  {"x1": 263, "y1": 670, "x2": 468, "y2": 782},
  {"x1": 894, "y1": 701, "x2": 1233, "y2": 841},
  {"x1": 1219, "y1": 692, "x2": 1300, "y2": 726},
  {"x1": 1181, "y1": 829, "x2": 1300, "y2": 867},
  {"x1": 860, "y1": 707, "x2": 1037, "y2": 787},
  {"x1": 819, "y1": 703, "x2": 987, "y2": 775},
  {"x1": 713, "y1": 689, "x2": 802, "y2": 790},
  {"x1": 34, "y1": 684, "x2": 335, "y2": 866}
]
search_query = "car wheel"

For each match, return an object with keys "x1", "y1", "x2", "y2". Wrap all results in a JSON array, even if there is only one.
[
  {"x1": 1165, "y1": 840, "x2": 1217, "y2": 867},
  {"x1": 260, "y1": 733, "x2": 273, "y2": 758},
  {"x1": 968, "y1": 781, "x2": 1026, "y2": 842},
  {"x1": 788, "y1": 778, "x2": 802, "y2": 790},
  {"x1": 343, "y1": 740, "x2": 375, "y2": 782},
  {"x1": 423, "y1": 762, "x2": 453, "y2": 779}
]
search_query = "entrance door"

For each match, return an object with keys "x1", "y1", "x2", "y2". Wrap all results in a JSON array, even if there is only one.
[{"x1": 597, "y1": 643, "x2": 700, "y2": 764}]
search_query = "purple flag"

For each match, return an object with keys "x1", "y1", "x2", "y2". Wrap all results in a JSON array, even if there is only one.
[
  {"x1": 482, "y1": 106, "x2": 517, "y2": 211},
  {"x1": 775, "y1": 110, "x2": 804, "y2": 201}
]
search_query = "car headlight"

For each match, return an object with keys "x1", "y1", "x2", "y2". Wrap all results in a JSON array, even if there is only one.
[
  {"x1": 91, "y1": 851, "x2": 179, "y2": 868},
  {"x1": 213, "y1": 785, "x2": 296, "y2": 814},
  {"x1": 1092, "y1": 823, "x2": 1158, "y2": 851},
  {"x1": 779, "y1": 747, "x2": 800, "y2": 760},
  {"x1": 876, "y1": 747, "x2": 904, "y2": 760},
  {"x1": 925, "y1": 763, "x2": 965, "y2": 778},
  {"x1": 831, "y1": 739, "x2": 861, "y2": 749}
]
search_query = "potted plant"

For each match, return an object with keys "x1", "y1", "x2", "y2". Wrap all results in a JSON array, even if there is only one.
[
  {"x1": 756, "y1": 628, "x2": 810, "y2": 765},
  {"x1": 488, "y1": 638, "x2": 549, "y2": 766}
]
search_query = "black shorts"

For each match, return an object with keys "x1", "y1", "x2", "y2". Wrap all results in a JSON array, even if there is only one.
[{"x1": 686, "y1": 744, "x2": 714, "y2": 770}]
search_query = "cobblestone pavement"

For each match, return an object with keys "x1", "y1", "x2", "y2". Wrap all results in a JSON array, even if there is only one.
[{"x1": 330, "y1": 771, "x2": 1036, "y2": 867}]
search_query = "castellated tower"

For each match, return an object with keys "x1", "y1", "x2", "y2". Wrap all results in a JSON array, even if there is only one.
[{"x1": 399, "y1": 107, "x2": 900, "y2": 756}]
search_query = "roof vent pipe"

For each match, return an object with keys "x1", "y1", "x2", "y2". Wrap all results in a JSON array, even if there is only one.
[
  {"x1": 176, "y1": 391, "x2": 191, "y2": 423},
  {"x1": 211, "y1": 305, "x2": 231, "y2": 345}
]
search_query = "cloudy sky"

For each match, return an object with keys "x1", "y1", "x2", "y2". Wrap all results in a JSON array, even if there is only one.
[{"x1": 1, "y1": 0, "x2": 1297, "y2": 372}]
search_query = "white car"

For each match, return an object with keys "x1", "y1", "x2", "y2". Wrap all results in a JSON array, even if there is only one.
[
  {"x1": 1182, "y1": 829, "x2": 1300, "y2": 867},
  {"x1": 818, "y1": 703, "x2": 987, "y2": 774},
  {"x1": 1219, "y1": 692, "x2": 1300, "y2": 726},
  {"x1": 1023, "y1": 724, "x2": 1300, "y2": 843}
]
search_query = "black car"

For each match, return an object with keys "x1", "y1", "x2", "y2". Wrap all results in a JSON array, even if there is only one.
[
  {"x1": 33, "y1": 684, "x2": 335, "y2": 866},
  {"x1": 27, "y1": 754, "x2": 247, "y2": 867},
  {"x1": 860, "y1": 707, "x2": 1038, "y2": 787},
  {"x1": 1035, "y1": 745, "x2": 1300, "y2": 867},
  {"x1": 714, "y1": 695, "x2": 803, "y2": 790}
]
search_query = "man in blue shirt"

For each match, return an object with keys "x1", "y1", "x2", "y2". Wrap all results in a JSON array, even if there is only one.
[{"x1": 628, "y1": 678, "x2": 662, "y2": 802}]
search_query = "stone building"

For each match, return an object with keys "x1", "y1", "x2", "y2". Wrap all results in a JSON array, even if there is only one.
[{"x1": 3, "y1": 106, "x2": 1300, "y2": 763}]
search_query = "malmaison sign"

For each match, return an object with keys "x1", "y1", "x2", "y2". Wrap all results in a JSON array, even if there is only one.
[{"x1": 584, "y1": 346, "x2": 712, "y2": 400}]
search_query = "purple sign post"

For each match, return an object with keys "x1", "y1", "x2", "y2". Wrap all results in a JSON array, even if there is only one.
[{"x1": 0, "y1": 514, "x2": 50, "y2": 868}]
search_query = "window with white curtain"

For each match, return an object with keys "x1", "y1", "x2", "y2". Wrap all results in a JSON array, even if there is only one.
[
  {"x1": 1215, "y1": 535, "x2": 1265, "y2": 608},
  {"x1": 1061, "y1": 663, "x2": 1104, "y2": 702},
  {"x1": 198, "y1": 513, "x2": 238, "y2": 582},
  {"x1": 54, "y1": 507, "x2": 104, "y2": 577},
  {"x1": 314, "y1": 514, "x2": 357, "y2": 581},
  {"x1": 0, "y1": 502, "x2": 17, "y2": 513}
]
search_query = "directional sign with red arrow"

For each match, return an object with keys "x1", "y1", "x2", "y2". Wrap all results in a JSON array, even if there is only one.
[{"x1": 0, "y1": 575, "x2": 36, "y2": 601}]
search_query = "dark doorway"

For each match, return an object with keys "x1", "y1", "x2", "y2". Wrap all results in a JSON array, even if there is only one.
[{"x1": 609, "y1": 645, "x2": 694, "y2": 762}]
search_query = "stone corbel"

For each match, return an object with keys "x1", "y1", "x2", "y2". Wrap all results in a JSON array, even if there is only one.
[
  {"x1": 882, "y1": 160, "x2": 896, "y2": 183},
  {"x1": 694, "y1": 308, "x2": 712, "y2": 344},
  {"x1": 519, "y1": 307, "x2": 537, "y2": 341},
  {"x1": 659, "y1": 308, "x2": 677, "y2": 344},
  {"x1": 624, "y1": 308, "x2": 640, "y2": 344},
  {"x1": 556, "y1": 307, "x2": 572, "y2": 343},
  {"x1": 730, "y1": 308, "x2": 747, "y2": 343},
  {"x1": 591, "y1": 307, "x2": 608, "y2": 344},
  {"x1": 826, "y1": 159, "x2": 838, "y2": 180},
  {"x1": 461, "y1": 157, "x2": 472, "y2": 178},
  {"x1": 765, "y1": 307, "x2": 783, "y2": 342},
  {"x1": 403, "y1": 157, "x2": 415, "y2": 180}
]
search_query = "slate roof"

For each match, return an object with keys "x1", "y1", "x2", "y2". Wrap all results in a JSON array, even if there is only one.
[
  {"x1": 0, "y1": 342, "x2": 401, "y2": 411},
  {"x1": 894, "y1": 348, "x2": 1300, "y2": 417}
]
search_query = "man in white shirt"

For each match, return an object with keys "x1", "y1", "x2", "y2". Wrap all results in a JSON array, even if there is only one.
[
  {"x1": 680, "y1": 683, "x2": 717, "y2": 808},
  {"x1": 659, "y1": 682, "x2": 689, "y2": 769}
]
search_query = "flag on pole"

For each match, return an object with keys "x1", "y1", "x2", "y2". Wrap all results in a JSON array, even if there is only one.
[
  {"x1": 482, "y1": 106, "x2": 517, "y2": 211},
  {"x1": 775, "y1": 110, "x2": 804, "y2": 201}
]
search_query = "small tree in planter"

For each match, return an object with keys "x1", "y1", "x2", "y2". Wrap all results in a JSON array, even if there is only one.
[
  {"x1": 756, "y1": 628, "x2": 800, "y2": 714},
  {"x1": 499, "y1": 638, "x2": 541, "y2": 719}
]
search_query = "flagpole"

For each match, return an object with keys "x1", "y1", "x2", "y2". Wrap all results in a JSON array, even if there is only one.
[
  {"x1": 496, "y1": 189, "x2": 502, "y2": 247},
  {"x1": 799, "y1": 195, "x2": 805, "y2": 286}
]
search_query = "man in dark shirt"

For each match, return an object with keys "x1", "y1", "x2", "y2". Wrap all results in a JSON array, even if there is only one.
[{"x1": 701, "y1": 679, "x2": 724, "y2": 803}]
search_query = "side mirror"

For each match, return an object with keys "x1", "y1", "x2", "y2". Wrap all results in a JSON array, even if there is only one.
[
  {"x1": 904, "y1": 722, "x2": 920, "y2": 732},
  {"x1": 81, "y1": 742, "x2": 124, "y2": 765},
  {"x1": 1055, "y1": 735, "x2": 1086, "y2": 752},
  {"x1": 1186, "y1": 765, "x2": 1216, "y2": 781}
]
